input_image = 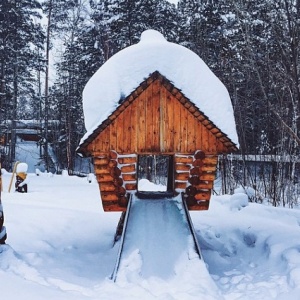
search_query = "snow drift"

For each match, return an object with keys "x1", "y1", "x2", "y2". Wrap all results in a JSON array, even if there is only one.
[{"x1": 1, "y1": 173, "x2": 300, "y2": 299}]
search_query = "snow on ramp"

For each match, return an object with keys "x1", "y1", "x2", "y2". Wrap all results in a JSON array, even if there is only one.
[{"x1": 112, "y1": 195, "x2": 222, "y2": 298}]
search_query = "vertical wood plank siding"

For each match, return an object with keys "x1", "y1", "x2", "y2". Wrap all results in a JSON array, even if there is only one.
[
  {"x1": 86, "y1": 76, "x2": 236, "y2": 211},
  {"x1": 92, "y1": 81, "x2": 228, "y2": 154}
]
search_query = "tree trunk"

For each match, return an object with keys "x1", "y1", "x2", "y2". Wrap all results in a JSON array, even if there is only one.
[{"x1": 44, "y1": 0, "x2": 53, "y2": 172}]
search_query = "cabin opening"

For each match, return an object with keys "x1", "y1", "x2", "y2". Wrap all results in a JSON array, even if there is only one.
[{"x1": 137, "y1": 154, "x2": 174, "y2": 197}]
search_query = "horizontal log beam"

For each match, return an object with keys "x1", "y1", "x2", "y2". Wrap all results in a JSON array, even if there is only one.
[
  {"x1": 195, "y1": 190, "x2": 211, "y2": 200},
  {"x1": 118, "y1": 157, "x2": 137, "y2": 164},
  {"x1": 100, "y1": 192, "x2": 119, "y2": 201},
  {"x1": 175, "y1": 164, "x2": 191, "y2": 172},
  {"x1": 125, "y1": 183, "x2": 137, "y2": 190},
  {"x1": 94, "y1": 165, "x2": 110, "y2": 174},
  {"x1": 96, "y1": 174, "x2": 114, "y2": 182},
  {"x1": 195, "y1": 181, "x2": 214, "y2": 189},
  {"x1": 201, "y1": 165, "x2": 217, "y2": 172},
  {"x1": 175, "y1": 156, "x2": 193, "y2": 164},
  {"x1": 175, "y1": 172, "x2": 190, "y2": 181},
  {"x1": 103, "y1": 202, "x2": 126, "y2": 212},
  {"x1": 175, "y1": 182, "x2": 187, "y2": 190},
  {"x1": 99, "y1": 182, "x2": 117, "y2": 192},
  {"x1": 121, "y1": 164, "x2": 136, "y2": 173},
  {"x1": 122, "y1": 173, "x2": 136, "y2": 181},
  {"x1": 200, "y1": 173, "x2": 216, "y2": 181},
  {"x1": 94, "y1": 158, "x2": 110, "y2": 165},
  {"x1": 203, "y1": 156, "x2": 218, "y2": 165},
  {"x1": 187, "y1": 201, "x2": 209, "y2": 211}
]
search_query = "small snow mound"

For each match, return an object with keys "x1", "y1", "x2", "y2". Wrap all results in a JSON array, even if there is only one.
[
  {"x1": 234, "y1": 186, "x2": 257, "y2": 201},
  {"x1": 234, "y1": 187, "x2": 246, "y2": 194},
  {"x1": 138, "y1": 178, "x2": 166, "y2": 191},
  {"x1": 140, "y1": 29, "x2": 167, "y2": 43},
  {"x1": 1, "y1": 168, "x2": 8, "y2": 175},
  {"x1": 62, "y1": 170, "x2": 68, "y2": 176},
  {"x1": 87, "y1": 173, "x2": 95, "y2": 183},
  {"x1": 16, "y1": 162, "x2": 28, "y2": 173},
  {"x1": 230, "y1": 193, "x2": 249, "y2": 211}
]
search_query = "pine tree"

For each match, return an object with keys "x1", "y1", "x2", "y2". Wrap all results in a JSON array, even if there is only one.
[
  {"x1": 0, "y1": 0, "x2": 44, "y2": 169},
  {"x1": 43, "y1": 0, "x2": 91, "y2": 172}
]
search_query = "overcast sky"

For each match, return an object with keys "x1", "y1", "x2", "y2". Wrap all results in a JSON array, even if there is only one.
[{"x1": 167, "y1": 0, "x2": 179, "y2": 5}]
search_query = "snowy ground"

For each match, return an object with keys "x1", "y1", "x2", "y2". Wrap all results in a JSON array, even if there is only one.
[{"x1": 1, "y1": 172, "x2": 300, "y2": 299}]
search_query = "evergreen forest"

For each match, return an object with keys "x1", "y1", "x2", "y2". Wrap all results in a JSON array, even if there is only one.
[{"x1": 0, "y1": 0, "x2": 299, "y2": 206}]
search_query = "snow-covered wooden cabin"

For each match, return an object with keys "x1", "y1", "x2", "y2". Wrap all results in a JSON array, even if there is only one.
[{"x1": 77, "y1": 30, "x2": 238, "y2": 212}]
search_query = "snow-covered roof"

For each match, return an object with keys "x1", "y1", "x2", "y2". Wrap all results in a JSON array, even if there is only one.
[{"x1": 81, "y1": 29, "x2": 239, "y2": 146}]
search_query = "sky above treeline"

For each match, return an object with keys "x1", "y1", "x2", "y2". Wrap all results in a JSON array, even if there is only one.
[{"x1": 167, "y1": 0, "x2": 178, "y2": 5}]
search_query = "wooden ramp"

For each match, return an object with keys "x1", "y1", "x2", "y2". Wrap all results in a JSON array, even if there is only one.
[{"x1": 111, "y1": 194, "x2": 202, "y2": 281}]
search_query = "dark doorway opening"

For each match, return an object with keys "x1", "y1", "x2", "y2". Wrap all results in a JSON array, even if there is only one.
[{"x1": 137, "y1": 154, "x2": 174, "y2": 198}]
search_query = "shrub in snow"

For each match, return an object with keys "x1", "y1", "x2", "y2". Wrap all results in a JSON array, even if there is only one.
[
  {"x1": 230, "y1": 193, "x2": 249, "y2": 211},
  {"x1": 87, "y1": 173, "x2": 95, "y2": 183},
  {"x1": 234, "y1": 186, "x2": 257, "y2": 202},
  {"x1": 62, "y1": 170, "x2": 68, "y2": 176},
  {"x1": 1, "y1": 168, "x2": 8, "y2": 175}
]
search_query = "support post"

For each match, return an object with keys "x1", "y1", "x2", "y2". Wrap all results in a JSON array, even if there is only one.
[{"x1": 8, "y1": 161, "x2": 19, "y2": 192}]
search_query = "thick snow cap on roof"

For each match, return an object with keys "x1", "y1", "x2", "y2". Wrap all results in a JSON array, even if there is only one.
[{"x1": 82, "y1": 29, "x2": 239, "y2": 146}]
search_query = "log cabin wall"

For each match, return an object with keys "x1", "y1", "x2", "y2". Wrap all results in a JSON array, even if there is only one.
[
  {"x1": 93, "y1": 151, "x2": 138, "y2": 211},
  {"x1": 83, "y1": 73, "x2": 237, "y2": 212},
  {"x1": 174, "y1": 152, "x2": 218, "y2": 210},
  {"x1": 93, "y1": 149, "x2": 217, "y2": 211}
]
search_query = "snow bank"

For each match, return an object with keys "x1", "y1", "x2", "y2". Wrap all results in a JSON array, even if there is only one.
[
  {"x1": 230, "y1": 187, "x2": 249, "y2": 211},
  {"x1": 191, "y1": 195, "x2": 300, "y2": 300},
  {"x1": 230, "y1": 193, "x2": 248, "y2": 211},
  {"x1": 82, "y1": 29, "x2": 238, "y2": 146},
  {"x1": 1, "y1": 173, "x2": 300, "y2": 299}
]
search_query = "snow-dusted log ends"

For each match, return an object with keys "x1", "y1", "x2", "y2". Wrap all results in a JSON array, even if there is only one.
[{"x1": 77, "y1": 30, "x2": 239, "y2": 212}]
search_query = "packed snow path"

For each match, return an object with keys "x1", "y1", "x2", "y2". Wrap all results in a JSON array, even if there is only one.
[{"x1": 112, "y1": 195, "x2": 202, "y2": 281}]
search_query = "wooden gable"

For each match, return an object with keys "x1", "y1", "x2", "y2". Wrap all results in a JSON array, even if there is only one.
[{"x1": 78, "y1": 71, "x2": 237, "y2": 157}]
